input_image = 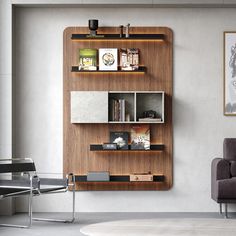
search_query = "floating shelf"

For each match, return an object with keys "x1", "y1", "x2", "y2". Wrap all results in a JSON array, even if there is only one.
[
  {"x1": 108, "y1": 121, "x2": 163, "y2": 124},
  {"x1": 90, "y1": 144, "x2": 164, "y2": 151},
  {"x1": 71, "y1": 34, "x2": 165, "y2": 41},
  {"x1": 75, "y1": 175, "x2": 165, "y2": 183},
  {"x1": 71, "y1": 66, "x2": 146, "y2": 73}
]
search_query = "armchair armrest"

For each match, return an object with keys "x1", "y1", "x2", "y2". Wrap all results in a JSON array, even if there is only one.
[
  {"x1": 211, "y1": 158, "x2": 230, "y2": 202},
  {"x1": 35, "y1": 172, "x2": 75, "y2": 194},
  {"x1": 211, "y1": 158, "x2": 230, "y2": 181}
]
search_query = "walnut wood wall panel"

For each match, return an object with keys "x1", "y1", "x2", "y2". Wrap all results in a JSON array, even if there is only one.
[{"x1": 63, "y1": 27, "x2": 173, "y2": 190}]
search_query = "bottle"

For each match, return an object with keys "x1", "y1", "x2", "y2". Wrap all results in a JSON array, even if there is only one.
[{"x1": 125, "y1": 23, "x2": 130, "y2": 38}]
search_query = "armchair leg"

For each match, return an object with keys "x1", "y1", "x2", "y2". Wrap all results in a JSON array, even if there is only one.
[
  {"x1": 0, "y1": 179, "x2": 33, "y2": 228},
  {"x1": 71, "y1": 175, "x2": 76, "y2": 223},
  {"x1": 219, "y1": 203, "x2": 222, "y2": 215},
  {"x1": 33, "y1": 175, "x2": 76, "y2": 224},
  {"x1": 224, "y1": 203, "x2": 228, "y2": 219}
]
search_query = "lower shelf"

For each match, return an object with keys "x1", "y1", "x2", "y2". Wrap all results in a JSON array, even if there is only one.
[{"x1": 75, "y1": 175, "x2": 165, "y2": 183}]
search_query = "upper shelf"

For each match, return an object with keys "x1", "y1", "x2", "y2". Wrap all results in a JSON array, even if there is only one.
[
  {"x1": 71, "y1": 34, "x2": 165, "y2": 41},
  {"x1": 71, "y1": 66, "x2": 146, "y2": 73}
]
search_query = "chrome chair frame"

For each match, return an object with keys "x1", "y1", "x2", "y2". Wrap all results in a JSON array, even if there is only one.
[
  {"x1": 32, "y1": 173, "x2": 76, "y2": 223},
  {"x1": 0, "y1": 158, "x2": 38, "y2": 228},
  {"x1": 0, "y1": 158, "x2": 76, "y2": 228}
]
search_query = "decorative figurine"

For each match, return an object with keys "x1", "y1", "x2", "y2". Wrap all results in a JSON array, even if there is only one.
[
  {"x1": 125, "y1": 23, "x2": 130, "y2": 38},
  {"x1": 119, "y1": 25, "x2": 124, "y2": 38},
  {"x1": 143, "y1": 110, "x2": 157, "y2": 118}
]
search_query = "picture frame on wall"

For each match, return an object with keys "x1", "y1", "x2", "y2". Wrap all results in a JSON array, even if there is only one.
[{"x1": 224, "y1": 32, "x2": 236, "y2": 115}]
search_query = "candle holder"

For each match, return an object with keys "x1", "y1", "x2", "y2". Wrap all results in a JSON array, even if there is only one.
[{"x1": 89, "y1": 19, "x2": 98, "y2": 36}]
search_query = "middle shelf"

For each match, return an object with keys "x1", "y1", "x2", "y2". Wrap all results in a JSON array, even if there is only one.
[
  {"x1": 90, "y1": 144, "x2": 164, "y2": 151},
  {"x1": 71, "y1": 91, "x2": 165, "y2": 124}
]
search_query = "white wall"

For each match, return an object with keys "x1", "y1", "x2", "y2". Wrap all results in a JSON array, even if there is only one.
[
  {"x1": 14, "y1": 7, "x2": 236, "y2": 213},
  {"x1": 0, "y1": 0, "x2": 14, "y2": 215}
]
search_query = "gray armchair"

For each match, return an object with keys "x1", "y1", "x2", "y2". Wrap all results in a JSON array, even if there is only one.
[{"x1": 211, "y1": 138, "x2": 236, "y2": 218}]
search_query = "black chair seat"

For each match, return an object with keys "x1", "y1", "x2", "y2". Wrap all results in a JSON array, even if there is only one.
[
  {"x1": 39, "y1": 186, "x2": 67, "y2": 193},
  {"x1": 0, "y1": 188, "x2": 31, "y2": 196}
]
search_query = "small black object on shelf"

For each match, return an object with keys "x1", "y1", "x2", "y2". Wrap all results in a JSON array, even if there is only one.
[
  {"x1": 119, "y1": 25, "x2": 124, "y2": 38},
  {"x1": 88, "y1": 19, "x2": 98, "y2": 36},
  {"x1": 102, "y1": 143, "x2": 117, "y2": 150}
]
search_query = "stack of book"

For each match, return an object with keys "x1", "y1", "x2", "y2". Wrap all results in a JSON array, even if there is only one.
[{"x1": 110, "y1": 99, "x2": 126, "y2": 121}]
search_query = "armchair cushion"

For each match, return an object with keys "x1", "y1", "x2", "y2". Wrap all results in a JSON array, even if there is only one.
[
  {"x1": 218, "y1": 177, "x2": 236, "y2": 199},
  {"x1": 224, "y1": 138, "x2": 236, "y2": 161},
  {"x1": 230, "y1": 161, "x2": 236, "y2": 177}
]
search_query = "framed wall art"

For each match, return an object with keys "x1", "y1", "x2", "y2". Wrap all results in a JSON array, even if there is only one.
[{"x1": 224, "y1": 32, "x2": 236, "y2": 115}]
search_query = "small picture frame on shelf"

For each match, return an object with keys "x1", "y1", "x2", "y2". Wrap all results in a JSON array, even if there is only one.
[
  {"x1": 120, "y1": 48, "x2": 139, "y2": 71},
  {"x1": 99, "y1": 48, "x2": 118, "y2": 71},
  {"x1": 78, "y1": 48, "x2": 97, "y2": 71},
  {"x1": 131, "y1": 125, "x2": 150, "y2": 150},
  {"x1": 110, "y1": 131, "x2": 129, "y2": 150}
]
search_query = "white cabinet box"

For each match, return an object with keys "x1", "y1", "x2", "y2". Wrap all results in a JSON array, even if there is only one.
[{"x1": 71, "y1": 91, "x2": 108, "y2": 123}]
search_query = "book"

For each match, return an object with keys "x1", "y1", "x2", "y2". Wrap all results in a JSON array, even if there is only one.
[
  {"x1": 131, "y1": 125, "x2": 150, "y2": 150},
  {"x1": 78, "y1": 49, "x2": 97, "y2": 71},
  {"x1": 110, "y1": 99, "x2": 126, "y2": 122},
  {"x1": 120, "y1": 48, "x2": 139, "y2": 71},
  {"x1": 130, "y1": 174, "x2": 153, "y2": 182},
  {"x1": 99, "y1": 48, "x2": 118, "y2": 71},
  {"x1": 119, "y1": 99, "x2": 125, "y2": 122},
  {"x1": 110, "y1": 131, "x2": 129, "y2": 150},
  {"x1": 138, "y1": 118, "x2": 162, "y2": 122}
]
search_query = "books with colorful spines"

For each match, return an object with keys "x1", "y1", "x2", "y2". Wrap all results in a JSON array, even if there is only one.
[
  {"x1": 115, "y1": 100, "x2": 119, "y2": 121},
  {"x1": 119, "y1": 99, "x2": 125, "y2": 122},
  {"x1": 78, "y1": 49, "x2": 97, "y2": 71},
  {"x1": 110, "y1": 99, "x2": 117, "y2": 121},
  {"x1": 110, "y1": 99, "x2": 125, "y2": 121},
  {"x1": 131, "y1": 124, "x2": 150, "y2": 150},
  {"x1": 109, "y1": 99, "x2": 115, "y2": 121}
]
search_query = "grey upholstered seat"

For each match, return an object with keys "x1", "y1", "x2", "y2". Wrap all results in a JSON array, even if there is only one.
[
  {"x1": 217, "y1": 177, "x2": 236, "y2": 199},
  {"x1": 211, "y1": 138, "x2": 236, "y2": 217}
]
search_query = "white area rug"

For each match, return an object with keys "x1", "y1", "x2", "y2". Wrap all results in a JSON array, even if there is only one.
[{"x1": 80, "y1": 218, "x2": 236, "y2": 236}]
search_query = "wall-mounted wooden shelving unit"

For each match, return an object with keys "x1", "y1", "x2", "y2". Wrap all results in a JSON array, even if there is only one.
[{"x1": 63, "y1": 26, "x2": 173, "y2": 191}]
